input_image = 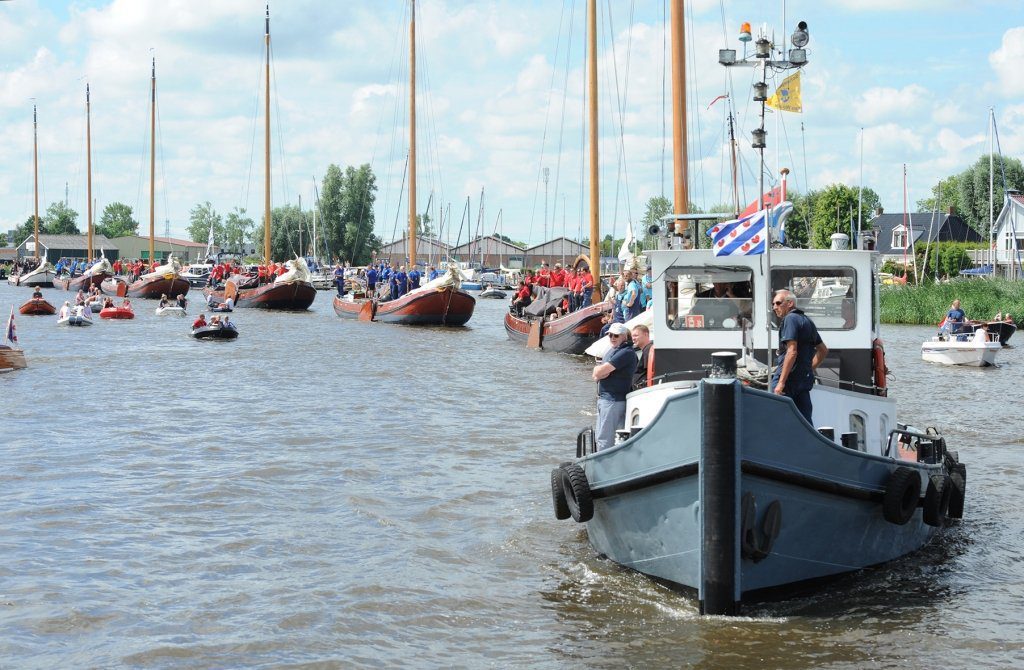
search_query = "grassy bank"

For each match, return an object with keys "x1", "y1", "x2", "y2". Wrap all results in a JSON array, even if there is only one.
[{"x1": 880, "y1": 278, "x2": 1024, "y2": 325}]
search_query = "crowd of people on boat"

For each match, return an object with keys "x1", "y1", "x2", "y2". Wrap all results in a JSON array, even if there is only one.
[
  {"x1": 510, "y1": 262, "x2": 596, "y2": 316},
  {"x1": 337, "y1": 259, "x2": 441, "y2": 301},
  {"x1": 191, "y1": 313, "x2": 233, "y2": 330},
  {"x1": 4, "y1": 258, "x2": 45, "y2": 278}
]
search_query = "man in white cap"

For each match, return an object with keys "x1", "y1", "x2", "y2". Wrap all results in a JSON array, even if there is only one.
[{"x1": 592, "y1": 322, "x2": 637, "y2": 450}]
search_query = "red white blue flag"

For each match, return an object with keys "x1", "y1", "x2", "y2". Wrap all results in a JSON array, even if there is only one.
[
  {"x1": 6, "y1": 306, "x2": 16, "y2": 344},
  {"x1": 709, "y1": 210, "x2": 767, "y2": 257}
]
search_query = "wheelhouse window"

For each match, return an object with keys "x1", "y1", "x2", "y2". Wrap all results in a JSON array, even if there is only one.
[
  {"x1": 665, "y1": 266, "x2": 753, "y2": 330},
  {"x1": 771, "y1": 267, "x2": 857, "y2": 330}
]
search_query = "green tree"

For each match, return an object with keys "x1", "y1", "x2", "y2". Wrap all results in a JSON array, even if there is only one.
[
  {"x1": 223, "y1": 207, "x2": 254, "y2": 254},
  {"x1": 319, "y1": 164, "x2": 345, "y2": 258},
  {"x1": 916, "y1": 155, "x2": 1024, "y2": 238},
  {"x1": 807, "y1": 184, "x2": 881, "y2": 249},
  {"x1": 186, "y1": 202, "x2": 224, "y2": 246},
  {"x1": 338, "y1": 164, "x2": 378, "y2": 265},
  {"x1": 44, "y1": 201, "x2": 80, "y2": 235},
  {"x1": 11, "y1": 215, "x2": 40, "y2": 246},
  {"x1": 96, "y1": 202, "x2": 139, "y2": 238}
]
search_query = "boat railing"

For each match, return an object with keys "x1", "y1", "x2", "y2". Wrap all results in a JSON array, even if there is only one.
[{"x1": 884, "y1": 426, "x2": 946, "y2": 465}]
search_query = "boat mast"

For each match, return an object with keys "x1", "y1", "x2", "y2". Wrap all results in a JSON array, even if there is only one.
[
  {"x1": 149, "y1": 57, "x2": 156, "y2": 266},
  {"x1": 989, "y1": 108, "x2": 994, "y2": 277},
  {"x1": 408, "y1": 0, "x2": 418, "y2": 270},
  {"x1": 32, "y1": 103, "x2": 39, "y2": 262},
  {"x1": 587, "y1": 0, "x2": 601, "y2": 300},
  {"x1": 86, "y1": 84, "x2": 93, "y2": 262},
  {"x1": 670, "y1": 0, "x2": 689, "y2": 236},
  {"x1": 264, "y1": 5, "x2": 272, "y2": 264}
]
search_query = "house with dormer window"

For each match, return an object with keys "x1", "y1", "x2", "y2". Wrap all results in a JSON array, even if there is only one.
[
  {"x1": 991, "y1": 191, "x2": 1024, "y2": 277},
  {"x1": 867, "y1": 207, "x2": 982, "y2": 266}
]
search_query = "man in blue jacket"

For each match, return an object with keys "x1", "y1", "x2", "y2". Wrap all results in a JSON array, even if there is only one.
[
  {"x1": 592, "y1": 322, "x2": 638, "y2": 450},
  {"x1": 770, "y1": 289, "x2": 828, "y2": 423}
]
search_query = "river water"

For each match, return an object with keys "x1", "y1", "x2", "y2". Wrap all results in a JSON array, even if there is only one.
[{"x1": 1, "y1": 282, "x2": 1022, "y2": 668}]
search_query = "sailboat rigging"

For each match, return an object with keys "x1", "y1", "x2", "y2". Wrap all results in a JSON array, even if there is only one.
[
  {"x1": 332, "y1": 0, "x2": 475, "y2": 326},
  {"x1": 503, "y1": 0, "x2": 611, "y2": 353},
  {"x1": 9, "y1": 104, "x2": 56, "y2": 288},
  {"x1": 101, "y1": 58, "x2": 189, "y2": 300},
  {"x1": 203, "y1": 6, "x2": 316, "y2": 310}
]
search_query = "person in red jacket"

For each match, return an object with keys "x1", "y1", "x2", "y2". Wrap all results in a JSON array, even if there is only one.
[
  {"x1": 192, "y1": 313, "x2": 207, "y2": 330},
  {"x1": 550, "y1": 263, "x2": 566, "y2": 287}
]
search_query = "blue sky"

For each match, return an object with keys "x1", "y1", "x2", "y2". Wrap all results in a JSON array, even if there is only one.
[{"x1": 1, "y1": 0, "x2": 1022, "y2": 250}]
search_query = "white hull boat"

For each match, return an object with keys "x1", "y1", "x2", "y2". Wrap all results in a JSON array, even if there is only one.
[
  {"x1": 156, "y1": 305, "x2": 187, "y2": 317},
  {"x1": 57, "y1": 306, "x2": 93, "y2": 327},
  {"x1": 921, "y1": 331, "x2": 1000, "y2": 367}
]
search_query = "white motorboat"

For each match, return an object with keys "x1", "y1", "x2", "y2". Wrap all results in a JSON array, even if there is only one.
[
  {"x1": 182, "y1": 263, "x2": 212, "y2": 288},
  {"x1": 57, "y1": 305, "x2": 93, "y2": 327},
  {"x1": 921, "y1": 328, "x2": 1001, "y2": 367},
  {"x1": 155, "y1": 305, "x2": 187, "y2": 317},
  {"x1": 8, "y1": 261, "x2": 56, "y2": 288}
]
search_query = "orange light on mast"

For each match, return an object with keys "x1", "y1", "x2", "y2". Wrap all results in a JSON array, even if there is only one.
[{"x1": 739, "y1": 22, "x2": 752, "y2": 42}]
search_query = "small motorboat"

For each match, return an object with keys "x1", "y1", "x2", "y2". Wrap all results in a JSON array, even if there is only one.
[
  {"x1": 99, "y1": 305, "x2": 135, "y2": 320},
  {"x1": 921, "y1": 328, "x2": 1001, "y2": 367},
  {"x1": 191, "y1": 322, "x2": 239, "y2": 340},
  {"x1": 156, "y1": 305, "x2": 187, "y2": 317},
  {"x1": 479, "y1": 287, "x2": 507, "y2": 299},
  {"x1": 86, "y1": 298, "x2": 103, "y2": 313},
  {"x1": 19, "y1": 297, "x2": 57, "y2": 316},
  {"x1": 57, "y1": 305, "x2": 94, "y2": 327}
]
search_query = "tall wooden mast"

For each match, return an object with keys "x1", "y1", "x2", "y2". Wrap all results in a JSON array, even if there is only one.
[
  {"x1": 32, "y1": 104, "x2": 39, "y2": 261},
  {"x1": 86, "y1": 83, "x2": 93, "y2": 262},
  {"x1": 670, "y1": 0, "x2": 689, "y2": 232},
  {"x1": 149, "y1": 57, "x2": 156, "y2": 265},
  {"x1": 587, "y1": 0, "x2": 601, "y2": 300},
  {"x1": 264, "y1": 5, "x2": 272, "y2": 264},
  {"x1": 408, "y1": 0, "x2": 417, "y2": 268}
]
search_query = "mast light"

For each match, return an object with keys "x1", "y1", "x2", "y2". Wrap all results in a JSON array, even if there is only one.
[
  {"x1": 739, "y1": 22, "x2": 752, "y2": 43},
  {"x1": 718, "y1": 49, "x2": 737, "y2": 65},
  {"x1": 753, "y1": 82, "x2": 768, "y2": 102},
  {"x1": 791, "y1": 21, "x2": 809, "y2": 48},
  {"x1": 789, "y1": 48, "x2": 807, "y2": 65},
  {"x1": 755, "y1": 37, "x2": 771, "y2": 58},
  {"x1": 752, "y1": 128, "x2": 766, "y2": 149}
]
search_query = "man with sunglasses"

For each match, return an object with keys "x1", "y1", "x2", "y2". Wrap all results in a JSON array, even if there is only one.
[
  {"x1": 770, "y1": 289, "x2": 828, "y2": 424},
  {"x1": 592, "y1": 322, "x2": 638, "y2": 450}
]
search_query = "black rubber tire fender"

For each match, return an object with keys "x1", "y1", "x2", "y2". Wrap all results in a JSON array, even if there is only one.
[
  {"x1": 923, "y1": 475, "x2": 950, "y2": 527},
  {"x1": 551, "y1": 468, "x2": 571, "y2": 520},
  {"x1": 947, "y1": 464, "x2": 967, "y2": 520},
  {"x1": 883, "y1": 466, "x2": 921, "y2": 525},
  {"x1": 560, "y1": 463, "x2": 594, "y2": 523}
]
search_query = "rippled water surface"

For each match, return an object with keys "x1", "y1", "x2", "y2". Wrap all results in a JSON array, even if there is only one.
[{"x1": 2, "y1": 282, "x2": 1023, "y2": 668}]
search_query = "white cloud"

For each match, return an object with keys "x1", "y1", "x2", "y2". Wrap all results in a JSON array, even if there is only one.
[
  {"x1": 855, "y1": 85, "x2": 929, "y2": 125},
  {"x1": 989, "y1": 26, "x2": 1024, "y2": 97}
]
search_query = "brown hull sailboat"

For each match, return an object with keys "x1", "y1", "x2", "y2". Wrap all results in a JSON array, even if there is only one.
[{"x1": 333, "y1": 286, "x2": 475, "y2": 326}]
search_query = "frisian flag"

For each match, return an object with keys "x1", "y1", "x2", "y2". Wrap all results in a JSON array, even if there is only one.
[
  {"x1": 710, "y1": 210, "x2": 767, "y2": 257},
  {"x1": 6, "y1": 305, "x2": 16, "y2": 345}
]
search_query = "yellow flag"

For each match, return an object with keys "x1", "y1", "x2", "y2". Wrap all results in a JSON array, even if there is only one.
[{"x1": 766, "y1": 71, "x2": 802, "y2": 113}]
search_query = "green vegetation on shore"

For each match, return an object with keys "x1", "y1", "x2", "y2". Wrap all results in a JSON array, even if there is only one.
[{"x1": 880, "y1": 278, "x2": 1024, "y2": 325}]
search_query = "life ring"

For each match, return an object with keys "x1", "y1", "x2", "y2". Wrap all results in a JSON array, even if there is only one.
[
  {"x1": 647, "y1": 345, "x2": 655, "y2": 388},
  {"x1": 923, "y1": 475, "x2": 951, "y2": 527},
  {"x1": 560, "y1": 463, "x2": 594, "y2": 523},
  {"x1": 947, "y1": 464, "x2": 966, "y2": 519},
  {"x1": 882, "y1": 466, "x2": 920, "y2": 525},
  {"x1": 873, "y1": 338, "x2": 889, "y2": 396},
  {"x1": 551, "y1": 468, "x2": 570, "y2": 520}
]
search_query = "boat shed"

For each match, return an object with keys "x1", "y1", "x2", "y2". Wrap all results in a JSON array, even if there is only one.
[
  {"x1": 15, "y1": 233, "x2": 120, "y2": 263},
  {"x1": 110, "y1": 235, "x2": 213, "y2": 263},
  {"x1": 867, "y1": 208, "x2": 982, "y2": 267},
  {"x1": 450, "y1": 235, "x2": 525, "y2": 269},
  {"x1": 523, "y1": 237, "x2": 588, "y2": 268},
  {"x1": 377, "y1": 236, "x2": 452, "y2": 268}
]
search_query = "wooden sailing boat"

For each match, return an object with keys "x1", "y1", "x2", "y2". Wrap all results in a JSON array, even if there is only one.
[
  {"x1": 62, "y1": 84, "x2": 113, "y2": 292},
  {"x1": 204, "y1": 6, "x2": 315, "y2": 311},
  {"x1": 503, "y1": 0, "x2": 611, "y2": 353},
  {"x1": 9, "y1": 104, "x2": 56, "y2": 288},
  {"x1": 102, "y1": 59, "x2": 190, "y2": 300},
  {"x1": 333, "y1": 0, "x2": 475, "y2": 326}
]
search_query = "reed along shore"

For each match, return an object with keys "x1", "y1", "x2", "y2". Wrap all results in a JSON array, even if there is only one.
[{"x1": 880, "y1": 278, "x2": 1024, "y2": 325}]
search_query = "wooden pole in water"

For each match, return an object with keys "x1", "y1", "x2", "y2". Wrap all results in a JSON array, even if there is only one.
[
  {"x1": 149, "y1": 57, "x2": 156, "y2": 266},
  {"x1": 587, "y1": 0, "x2": 601, "y2": 301},
  {"x1": 86, "y1": 83, "x2": 93, "y2": 262},
  {"x1": 670, "y1": 0, "x2": 689, "y2": 233},
  {"x1": 33, "y1": 103, "x2": 39, "y2": 262},
  {"x1": 408, "y1": 0, "x2": 418, "y2": 269},
  {"x1": 264, "y1": 5, "x2": 272, "y2": 265}
]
